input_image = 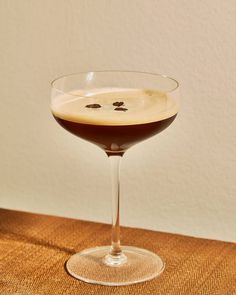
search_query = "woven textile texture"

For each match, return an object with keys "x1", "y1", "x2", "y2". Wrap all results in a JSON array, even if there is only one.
[{"x1": 0, "y1": 209, "x2": 235, "y2": 295}]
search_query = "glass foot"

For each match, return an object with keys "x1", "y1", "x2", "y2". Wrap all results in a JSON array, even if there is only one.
[{"x1": 66, "y1": 246, "x2": 165, "y2": 286}]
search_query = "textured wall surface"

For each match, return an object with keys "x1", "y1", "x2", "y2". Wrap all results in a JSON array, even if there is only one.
[{"x1": 0, "y1": 0, "x2": 235, "y2": 242}]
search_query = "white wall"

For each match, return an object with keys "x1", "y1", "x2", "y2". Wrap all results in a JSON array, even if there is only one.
[{"x1": 0, "y1": 0, "x2": 235, "y2": 242}]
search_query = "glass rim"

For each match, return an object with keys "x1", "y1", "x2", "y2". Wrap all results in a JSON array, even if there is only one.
[{"x1": 51, "y1": 70, "x2": 180, "y2": 95}]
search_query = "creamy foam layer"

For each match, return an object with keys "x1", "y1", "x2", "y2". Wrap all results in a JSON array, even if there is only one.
[{"x1": 51, "y1": 88, "x2": 178, "y2": 125}]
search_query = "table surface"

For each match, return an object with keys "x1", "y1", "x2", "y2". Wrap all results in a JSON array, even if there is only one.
[{"x1": 0, "y1": 208, "x2": 235, "y2": 295}]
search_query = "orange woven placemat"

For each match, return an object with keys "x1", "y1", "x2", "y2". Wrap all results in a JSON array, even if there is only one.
[{"x1": 0, "y1": 208, "x2": 235, "y2": 295}]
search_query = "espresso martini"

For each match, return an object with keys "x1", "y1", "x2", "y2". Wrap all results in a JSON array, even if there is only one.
[
  {"x1": 51, "y1": 88, "x2": 178, "y2": 155},
  {"x1": 51, "y1": 71, "x2": 180, "y2": 286}
]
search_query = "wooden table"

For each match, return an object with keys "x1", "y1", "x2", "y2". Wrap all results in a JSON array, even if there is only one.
[{"x1": 0, "y1": 208, "x2": 235, "y2": 295}]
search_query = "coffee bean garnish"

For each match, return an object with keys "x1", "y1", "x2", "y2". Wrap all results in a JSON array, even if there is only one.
[
  {"x1": 85, "y1": 104, "x2": 102, "y2": 108},
  {"x1": 113, "y1": 101, "x2": 124, "y2": 107},
  {"x1": 114, "y1": 107, "x2": 128, "y2": 111}
]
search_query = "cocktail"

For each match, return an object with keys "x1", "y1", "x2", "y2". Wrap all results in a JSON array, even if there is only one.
[{"x1": 51, "y1": 71, "x2": 179, "y2": 286}]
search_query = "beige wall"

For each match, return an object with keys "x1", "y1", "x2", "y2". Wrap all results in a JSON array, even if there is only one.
[{"x1": 0, "y1": 0, "x2": 235, "y2": 242}]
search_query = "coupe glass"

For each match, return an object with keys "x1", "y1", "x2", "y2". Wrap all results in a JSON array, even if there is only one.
[{"x1": 50, "y1": 71, "x2": 179, "y2": 286}]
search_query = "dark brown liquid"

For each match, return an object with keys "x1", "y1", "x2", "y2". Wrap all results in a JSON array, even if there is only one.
[{"x1": 54, "y1": 114, "x2": 177, "y2": 156}]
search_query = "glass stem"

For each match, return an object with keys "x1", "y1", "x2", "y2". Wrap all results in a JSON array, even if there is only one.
[{"x1": 104, "y1": 155, "x2": 127, "y2": 266}]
